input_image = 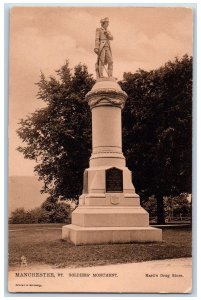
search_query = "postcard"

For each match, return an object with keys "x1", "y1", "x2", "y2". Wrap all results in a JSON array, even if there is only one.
[{"x1": 8, "y1": 6, "x2": 193, "y2": 293}]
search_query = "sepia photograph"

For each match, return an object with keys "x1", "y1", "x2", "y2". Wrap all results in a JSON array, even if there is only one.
[{"x1": 8, "y1": 5, "x2": 193, "y2": 293}]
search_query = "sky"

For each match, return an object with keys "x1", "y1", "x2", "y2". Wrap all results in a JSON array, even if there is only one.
[{"x1": 9, "y1": 6, "x2": 193, "y2": 176}]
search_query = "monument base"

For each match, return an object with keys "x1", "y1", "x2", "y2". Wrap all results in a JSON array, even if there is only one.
[
  {"x1": 62, "y1": 224, "x2": 162, "y2": 245},
  {"x1": 62, "y1": 204, "x2": 162, "y2": 245}
]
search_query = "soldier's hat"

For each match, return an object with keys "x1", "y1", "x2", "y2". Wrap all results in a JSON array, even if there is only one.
[{"x1": 100, "y1": 17, "x2": 109, "y2": 24}]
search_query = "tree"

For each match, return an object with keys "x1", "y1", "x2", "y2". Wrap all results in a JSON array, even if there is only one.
[
  {"x1": 141, "y1": 195, "x2": 157, "y2": 219},
  {"x1": 17, "y1": 61, "x2": 95, "y2": 201},
  {"x1": 164, "y1": 193, "x2": 191, "y2": 220},
  {"x1": 121, "y1": 55, "x2": 192, "y2": 224},
  {"x1": 141, "y1": 193, "x2": 192, "y2": 223},
  {"x1": 40, "y1": 197, "x2": 72, "y2": 223}
]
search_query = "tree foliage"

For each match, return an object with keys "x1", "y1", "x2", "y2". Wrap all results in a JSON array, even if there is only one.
[
  {"x1": 40, "y1": 197, "x2": 72, "y2": 223},
  {"x1": 121, "y1": 55, "x2": 192, "y2": 223},
  {"x1": 142, "y1": 193, "x2": 191, "y2": 222},
  {"x1": 17, "y1": 61, "x2": 95, "y2": 200}
]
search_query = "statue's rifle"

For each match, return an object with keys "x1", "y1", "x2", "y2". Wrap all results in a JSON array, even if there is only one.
[{"x1": 97, "y1": 46, "x2": 109, "y2": 77}]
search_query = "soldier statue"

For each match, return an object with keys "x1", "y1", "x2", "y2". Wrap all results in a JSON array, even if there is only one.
[{"x1": 94, "y1": 17, "x2": 113, "y2": 78}]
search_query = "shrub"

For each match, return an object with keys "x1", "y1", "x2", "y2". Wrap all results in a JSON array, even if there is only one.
[
  {"x1": 9, "y1": 201, "x2": 71, "y2": 224},
  {"x1": 9, "y1": 208, "x2": 30, "y2": 224}
]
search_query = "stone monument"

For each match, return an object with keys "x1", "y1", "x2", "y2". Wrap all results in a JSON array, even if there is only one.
[{"x1": 62, "y1": 18, "x2": 162, "y2": 245}]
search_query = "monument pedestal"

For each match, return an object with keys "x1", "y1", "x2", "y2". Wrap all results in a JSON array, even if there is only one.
[
  {"x1": 62, "y1": 78, "x2": 162, "y2": 245},
  {"x1": 62, "y1": 225, "x2": 162, "y2": 245}
]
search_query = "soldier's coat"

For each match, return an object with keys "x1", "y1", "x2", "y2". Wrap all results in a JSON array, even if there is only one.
[{"x1": 95, "y1": 27, "x2": 113, "y2": 59}]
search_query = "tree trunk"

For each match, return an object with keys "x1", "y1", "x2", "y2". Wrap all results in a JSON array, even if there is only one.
[{"x1": 156, "y1": 194, "x2": 165, "y2": 224}]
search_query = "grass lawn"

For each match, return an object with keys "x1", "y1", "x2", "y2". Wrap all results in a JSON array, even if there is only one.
[{"x1": 8, "y1": 224, "x2": 192, "y2": 268}]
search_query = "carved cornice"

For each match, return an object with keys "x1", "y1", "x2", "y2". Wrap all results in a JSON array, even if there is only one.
[{"x1": 85, "y1": 87, "x2": 128, "y2": 109}]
